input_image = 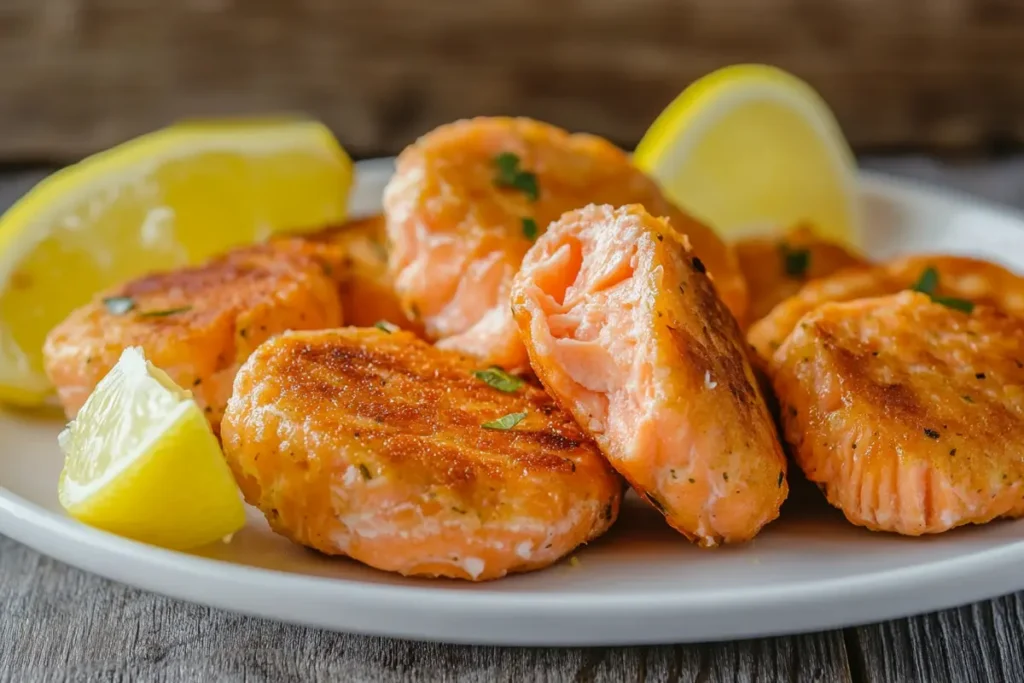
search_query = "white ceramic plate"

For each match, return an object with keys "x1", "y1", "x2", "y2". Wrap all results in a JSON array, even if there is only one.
[{"x1": 3, "y1": 158, "x2": 1024, "y2": 647}]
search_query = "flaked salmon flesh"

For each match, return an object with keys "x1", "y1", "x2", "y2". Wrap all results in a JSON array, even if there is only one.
[
  {"x1": 384, "y1": 117, "x2": 746, "y2": 371},
  {"x1": 512, "y1": 204, "x2": 787, "y2": 546}
]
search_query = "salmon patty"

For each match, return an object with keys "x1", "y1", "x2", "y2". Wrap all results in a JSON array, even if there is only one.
[
  {"x1": 772, "y1": 292, "x2": 1024, "y2": 535},
  {"x1": 43, "y1": 243, "x2": 342, "y2": 433},
  {"x1": 735, "y1": 225, "x2": 868, "y2": 325},
  {"x1": 511, "y1": 204, "x2": 787, "y2": 546},
  {"x1": 384, "y1": 116, "x2": 745, "y2": 370},
  {"x1": 220, "y1": 328, "x2": 622, "y2": 581},
  {"x1": 749, "y1": 254, "x2": 1024, "y2": 371},
  {"x1": 300, "y1": 216, "x2": 424, "y2": 335}
]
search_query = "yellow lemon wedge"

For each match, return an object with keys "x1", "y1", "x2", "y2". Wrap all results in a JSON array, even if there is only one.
[
  {"x1": 58, "y1": 347, "x2": 245, "y2": 550},
  {"x1": 634, "y1": 64, "x2": 861, "y2": 250},
  {"x1": 0, "y1": 118, "x2": 353, "y2": 406}
]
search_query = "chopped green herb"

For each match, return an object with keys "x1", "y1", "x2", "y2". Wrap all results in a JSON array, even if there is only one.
[
  {"x1": 493, "y1": 152, "x2": 539, "y2": 201},
  {"x1": 910, "y1": 267, "x2": 974, "y2": 312},
  {"x1": 473, "y1": 367, "x2": 524, "y2": 393},
  {"x1": 779, "y1": 244, "x2": 811, "y2": 278},
  {"x1": 521, "y1": 217, "x2": 538, "y2": 240},
  {"x1": 102, "y1": 296, "x2": 135, "y2": 315},
  {"x1": 924, "y1": 428, "x2": 940, "y2": 439},
  {"x1": 912, "y1": 266, "x2": 939, "y2": 295},
  {"x1": 358, "y1": 464, "x2": 372, "y2": 480},
  {"x1": 138, "y1": 306, "x2": 192, "y2": 318},
  {"x1": 375, "y1": 320, "x2": 399, "y2": 333},
  {"x1": 482, "y1": 411, "x2": 527, "y2": 430},
  {"x1": 932, "y1": 295, "x2": 974, "y2": 313}
]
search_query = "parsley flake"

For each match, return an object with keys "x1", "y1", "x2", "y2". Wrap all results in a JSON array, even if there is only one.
[
  {"x1": 932, "y1": 296, "x2": 975, "y2": 313},
  {"x1": 493, "y1": 153, "x2": 539, "y2": 201},
  {"x1": 911, "y1": 267, "x2": 974, "y2": 313},
  {"x1": 138, "y1": 306, "x2": 191, "y2": 318},
  {"x1": 912, "y1": 267, "x2": 939, "y2": 295},
  {"x1": 780, "y1": 244, "x2": 811, "y2": 278},
  {"x1": 521, "y1": 217, "x2": 538, "y2": 240},
  {"x1": 482, "y1": 411, "x2": 527, "y2": 430},
  {"x1": 375, "y1": 320, "x2": 399, "y2": 334},
  {"x1": 473, "y1": 367, "x2": 524, "y2": 393},
  {"x1": 102, "y1": 296, "x2": 135, "y2": 315}
]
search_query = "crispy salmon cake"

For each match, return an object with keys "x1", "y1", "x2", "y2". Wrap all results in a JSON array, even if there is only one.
[
  {"x1": 220, "y1": 328, "x2": 622, "y2": 581},
  {"x1": 772, "y1": 292, "x2": 1024, "y2": 535},
  {"x1": 43, "y1": 243, "x2": 342, "y2": 433},
  {"x1": 384, "y1": 116, "x2": 745, "y2": 370},
  {"x1": 511, "y1": 204, "x2": 787, "y2": 546},
  {"x1": 300, "y1": 216, "x2": 425, "y2": 335},
  {"x1": 749, "y1": 254, "x2": 1024, "y2": 371},
  {"x1": 735, "y1": 225, "x2": 869, "y2": 325}
]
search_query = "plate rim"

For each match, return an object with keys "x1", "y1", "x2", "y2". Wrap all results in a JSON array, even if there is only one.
[{"x1": 3, "y1": 162, "x2": 1024, "y2": 645}]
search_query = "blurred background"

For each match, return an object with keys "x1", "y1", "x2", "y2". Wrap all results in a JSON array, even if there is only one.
[{"x1": 2, "y1": 0, "x2": 1023, "y2": 163}]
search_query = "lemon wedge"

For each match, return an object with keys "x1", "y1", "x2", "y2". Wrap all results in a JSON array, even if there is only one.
[
  {"x1": 0, "y1": 118, "x2": 353, "y2": 406},
  {"x1": 58, "y1": 347, "x2": 245, "y2": 550},
  {"x1": 634, "y1": 64, "x2": 861, "y2": 250}
]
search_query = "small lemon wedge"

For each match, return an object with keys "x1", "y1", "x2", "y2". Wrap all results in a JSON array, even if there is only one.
[
  {"x1": 634, "y1": 64, "x2": 861, "y2": 250},
  {"x1": 0, "y1": 118, "x2": 353, "y2": 406},
  {"x1": 58, "y1": 347, "x2": 245, "y2": 550}
]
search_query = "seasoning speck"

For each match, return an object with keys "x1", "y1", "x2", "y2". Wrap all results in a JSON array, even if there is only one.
[
  {"x1": 692, "y1": 256, "x2": 706, "y2": 274},
  {"x1": 924, "y1": 428, "x2": 940, "y2": 439}
]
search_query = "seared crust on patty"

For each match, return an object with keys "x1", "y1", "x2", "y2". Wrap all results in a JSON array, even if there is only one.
[
  {"x1": 220, "y1": 327, "x2": 622, "y2": 580},
  {"x1": 43, "y1": 242, "x2": 342, "y2": 433},
  {"x1": 773, "y1": 292, "x2": 1024, "y2": 535}
]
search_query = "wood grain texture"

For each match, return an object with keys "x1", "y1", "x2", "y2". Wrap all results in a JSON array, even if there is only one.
[
  {"x1": 1, "y1": 0, "x2": 1024, "y2": 162},
  {"x1": 0, "y1": 535, "x2": 853, "y2": 683}
]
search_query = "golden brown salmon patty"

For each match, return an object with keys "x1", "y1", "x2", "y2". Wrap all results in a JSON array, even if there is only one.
[
  {"x1": 220, "y1": 328, "x2": 621, "y2": 581},
  {"x1": 773, "y1": 292, "x2": 1024, "y2": 535},
  {"x1": 43, "y1": 243, "x2": 342, "y2": 433},
  {"x1": 735, "y1": 225, "x2": 869, "y2": 325},
  {"x1": 384, "y1": 116, "x2": 745, "y2": 370},
  {"x1": 511, "y1": 204, "x2": 787, "y2": 546},
  {"x1": 749, "y1": 254, "x2": 1024, "y2": 371},
  {"x1": 298, "y1": 216, "x2": 425, "y2": 335}
]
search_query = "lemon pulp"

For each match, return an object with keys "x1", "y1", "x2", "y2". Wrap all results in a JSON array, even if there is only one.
[
  {"x1": 58, "y1": 347, "x2": 245, "y2": 550},
  {"x1": 635, "y1": 64, "x2": 861, "y2": 250},
  {"x1": 0, "y1": 118, "x2": 353, "y2": 405}
]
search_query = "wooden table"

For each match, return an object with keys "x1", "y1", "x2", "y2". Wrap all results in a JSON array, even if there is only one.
[{"x1": 3, "y1": 158, "x2": 1024, "y2": 682}]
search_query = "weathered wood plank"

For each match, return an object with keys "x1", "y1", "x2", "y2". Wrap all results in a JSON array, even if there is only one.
[
  {"x1": 0, "y1": 536, "x2": 851, "y2": 682},
  {"x1": 1, "y1": 0, "x2": 1024, "y2": 162},
  {"x1": 849, "y1": 596, "x2": 1024, "y2": 683}
]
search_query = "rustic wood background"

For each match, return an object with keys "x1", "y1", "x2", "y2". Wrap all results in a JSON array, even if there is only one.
[{"x1": 1, "y1": 0, "x2": 1023, "y2": 163}]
